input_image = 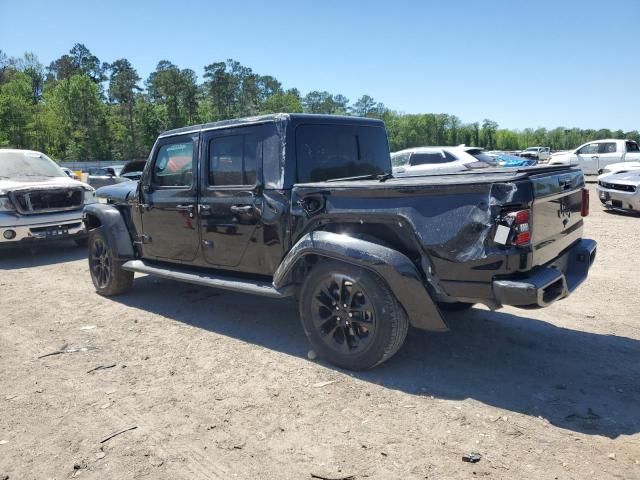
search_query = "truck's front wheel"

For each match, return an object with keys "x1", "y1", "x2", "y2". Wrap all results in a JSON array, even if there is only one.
[
  {"x1": 88, "y1": 227, "x2": 134, "y2": 296},
  {"x1": 299, "y1": 261, "x2": 408, "y2": 370}
]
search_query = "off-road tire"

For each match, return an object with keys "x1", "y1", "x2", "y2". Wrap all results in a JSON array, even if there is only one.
[
  {"x1": 88, "y1": 227, "x2": 134, "y2": 296},
  {"x1": 299, "y1": 261, "x2": 408, "y2": 370}
]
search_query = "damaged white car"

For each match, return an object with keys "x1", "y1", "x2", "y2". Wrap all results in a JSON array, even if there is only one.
[
  {"x1": 597, "y1": 170, "x2": 640, "y2": 213},
  {"x1": 0, "y1": 149, "x2": 96, "y2": 247}
]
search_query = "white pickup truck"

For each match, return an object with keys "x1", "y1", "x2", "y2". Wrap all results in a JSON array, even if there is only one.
[
  {"x1": 520, "y1": 146, "x2": 551, "y2": 162},
  {"x1": 548, "y1": 139, "x2": 640, "y2": 174}
]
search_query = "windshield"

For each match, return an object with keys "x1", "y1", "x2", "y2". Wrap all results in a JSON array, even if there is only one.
[
  {"x1": 391, "y1": 152, "x2": 410, "y2": 167},
  {"x1": 0, "y1": 150, "x2": 65, "y2": 178},
  {"x1": 466, "y1": 149, "x2": 497, "y2": 166},
  {"x1": 296, "y1": 124, "x2": 391, "y2": 182},
  {"x1": 525, "y1": 147, "x2": 538, "y2": 152}
]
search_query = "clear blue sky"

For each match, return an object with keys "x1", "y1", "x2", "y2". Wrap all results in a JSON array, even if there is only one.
[{"x1": 1, "y1": 0, "x2": 638, "y2": 131}]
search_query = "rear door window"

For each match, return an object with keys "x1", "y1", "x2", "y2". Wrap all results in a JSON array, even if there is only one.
[
  {"x1": 626, "y1": 141, "x2": 639, "y2": 152},
  {"x1": 598, "y1": 142, "x2": 617, "y2": 154},
  {"x1": 410, "y1": 151, "x2": 456, "y2": 165},
  {"x1": 209, "y1": 134, "x2": 258, "y2": 186},
  {"x1": 295, "y1": 124, "x2": 390, "y2": 182}
]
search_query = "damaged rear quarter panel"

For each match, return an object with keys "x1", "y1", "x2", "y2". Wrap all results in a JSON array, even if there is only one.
[{"x1": 293, "y1": 180, "x2": 530, "y2": 284}]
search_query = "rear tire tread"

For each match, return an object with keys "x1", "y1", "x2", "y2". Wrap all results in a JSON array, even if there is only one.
[{"x1": 300, "y1": 261, "x2": 409, "y2": 370}]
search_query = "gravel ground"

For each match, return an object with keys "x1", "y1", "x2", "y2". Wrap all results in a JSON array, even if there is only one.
[{"x1": 1, "y1": 184, "x2": 639, "y2": 480}]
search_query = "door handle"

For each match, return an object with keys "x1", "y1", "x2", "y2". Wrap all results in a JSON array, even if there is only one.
[
  {"x1": 230, "y1": 205, "x2": 253, "y2": 214},
  {"x1": 176, "y1": 204, "x2": 195, "y2": 218},
  {"x1": 198, "y1": 204, "x2": 212, "y2": 216},
  {"x1": 591, "y1": 156, "x2": 599, "y2": 159}
]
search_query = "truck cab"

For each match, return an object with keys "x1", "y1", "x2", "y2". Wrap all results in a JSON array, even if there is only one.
[{"x1": 549, "y1": 139, "x2": 640, "y2": 174}]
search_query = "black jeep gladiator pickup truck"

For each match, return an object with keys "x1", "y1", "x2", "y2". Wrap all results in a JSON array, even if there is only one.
[{"x1": 84, "y1": 114, "x2": 596, "y2": 369}]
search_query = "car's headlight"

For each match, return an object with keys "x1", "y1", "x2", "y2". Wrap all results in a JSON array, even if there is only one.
[
  {"x1": 0, "y1": 195, "x2": 16, "y2": 212},
  {"x1": 83, "y1": 187, "x2": 97, "y2": 205}
]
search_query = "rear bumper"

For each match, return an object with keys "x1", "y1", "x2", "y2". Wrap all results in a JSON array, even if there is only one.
[{"x1": 492, "y1": 238, "x2": 596, "y2": 308}]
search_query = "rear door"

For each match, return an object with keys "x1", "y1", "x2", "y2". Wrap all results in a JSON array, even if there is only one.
[
  {"x1": 596, "y1": 141, "x2": 620, "y2": 172},
  {"x1": 139, "y1": 133, "x2": 200, "y2": 261},
  {"x1": 624, "y1": 141, "x2": 640, "y2": 161},
  {"x1": 198, "y1": 125, "x2": 266, "y2": 267}
]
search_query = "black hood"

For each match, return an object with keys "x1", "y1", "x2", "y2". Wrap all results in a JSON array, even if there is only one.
[{"x1": 96, "y1": 180, "x2": 138, "y2": 203}]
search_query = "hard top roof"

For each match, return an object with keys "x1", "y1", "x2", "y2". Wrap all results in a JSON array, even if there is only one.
[{"x1": 158, "y1": 113, "x2": 384, "y2": 138}]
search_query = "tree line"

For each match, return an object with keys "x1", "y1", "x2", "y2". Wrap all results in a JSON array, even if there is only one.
[{"x1": 1, "y1": 44, "x2": 638, "y2": 161}]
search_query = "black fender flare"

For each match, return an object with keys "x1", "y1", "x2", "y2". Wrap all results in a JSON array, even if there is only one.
[
  {"x1": 273, "y1": 231, "x2": 448, "y2": 332},
  {"x1": 82, "y1": 203, "x2": 135, "y2": 260}
]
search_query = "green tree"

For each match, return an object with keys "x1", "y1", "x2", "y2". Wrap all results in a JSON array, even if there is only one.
[
  {"x1": 303, "y1": 91, "x2": 349, "y2": 114},
  {"x1": 107, "y1": 58, "x2": 142, "y2": 158},
  {"x1": 47, "y1": 44, "x2": 105, "y2": 84},
  {"x1": 45, "y1": 74, "x2": 110, "y2": 160},
  {"x1": 260, "y1": 89, "x2": 303, "y2": 114},
  {"x1": 0, "y1": 71, "x2": 34, "y2": 147}
]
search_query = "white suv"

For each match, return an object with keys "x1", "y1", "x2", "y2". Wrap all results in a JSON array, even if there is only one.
[{"x1": 391, "y1": 146, "x2": 496, "y2": 176}]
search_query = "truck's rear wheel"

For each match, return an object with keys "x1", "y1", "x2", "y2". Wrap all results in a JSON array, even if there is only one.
[
  {"x1": 299, "y1": 261, "x2": 408, "y2": 370},
  {"x1": 88, "y1": 227, "x2": 134, "y2": 296}
]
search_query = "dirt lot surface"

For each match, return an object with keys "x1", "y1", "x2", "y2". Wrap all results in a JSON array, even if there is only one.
[{"x1": 1, "y1": 184, "x2": 639, "y2": 480}]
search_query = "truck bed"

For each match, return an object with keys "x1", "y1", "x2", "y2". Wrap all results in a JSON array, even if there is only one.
[
  {"x1": 296, "y1": 165, "x2": 575, "y2": 189},
  {"x1": 292, "y1": 164, "x2": 586, "y2": 304}
]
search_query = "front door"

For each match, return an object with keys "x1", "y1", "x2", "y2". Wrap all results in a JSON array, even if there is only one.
[
  {"x1": 140, "y1": 134, "x2": 200, "y2": 262},
  {"x1": 575, "y1": 142, "x2": 599, "y2": 174},
  {"x1": 198, "y1": 126, "x2": 267, "y2": 268}
]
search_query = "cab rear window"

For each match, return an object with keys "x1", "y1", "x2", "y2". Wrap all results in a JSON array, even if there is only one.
[{"x1": 295, "y1": 124, "x2": 390, "y2": 183}]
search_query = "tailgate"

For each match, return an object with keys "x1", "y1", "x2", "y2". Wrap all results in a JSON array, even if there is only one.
[{"x1": 530, "y1": 169, "x2": 585, "y2": 267}]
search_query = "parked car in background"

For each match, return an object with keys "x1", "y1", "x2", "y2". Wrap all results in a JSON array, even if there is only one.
[
  {"x1": 598, "y1": 161, "x2": 640, "y2": 178},
  {"x1": 520, "y1": 146, "x2": 550, "y2": 162},
  {"x1": 61, "y1": 167, "x2": 80, "y2": 180},
  {"x1": 548, "y1": 139, "x2": 640, "y2": 174},
  {"x1": 0, "y1": 149, "x2": 96, "y2": 247},
  {"x1": 84, "y1": 166, "x2": 129, "y2": 189},
  {"x1": 494, "y1": 154, "x2": 537, "y2": 168},
  {"x1": 118, "y1": 160, "x2": 146, "y2": 181},
  {"x1": 391, "y1": 145, "x2": 496, "y2": 176},
  {"x1": 597, "y1": 171, "x2": 640, "y2": 213}
]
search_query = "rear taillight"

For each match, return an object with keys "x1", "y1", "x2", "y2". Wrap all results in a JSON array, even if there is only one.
[
  {"x1": 507, "y1": 209, "x2": 531, "y2": 247},
  {"x1": 581, "y1": 188, "x2": 590, "y2": 217}
]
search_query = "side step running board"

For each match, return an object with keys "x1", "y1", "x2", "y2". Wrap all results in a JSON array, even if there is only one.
[{"x1": 121, "y1": 260, "x2": 292, "y2": 299}]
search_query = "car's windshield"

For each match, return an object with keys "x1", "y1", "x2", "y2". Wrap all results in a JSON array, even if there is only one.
[
  {"x1": 525, "y1": 147, "x2": 539, "y2": 151},
  {"x1": 466, "y1": 149, "x2": 497, "y2": 165},
  {"x1": 0, "y1": 150, "x2": 65, "y2": 178},
  {"x1": 391, "y1": 152, "x2": 410, "y2": 167}
]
